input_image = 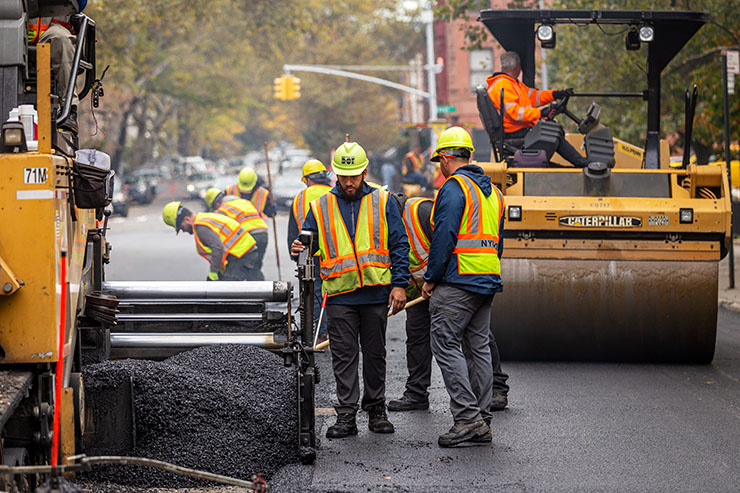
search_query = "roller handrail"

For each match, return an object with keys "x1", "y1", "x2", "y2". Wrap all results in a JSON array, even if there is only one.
[{"x1": 56, "y1": 14, "x2": 96, "y2": 127}]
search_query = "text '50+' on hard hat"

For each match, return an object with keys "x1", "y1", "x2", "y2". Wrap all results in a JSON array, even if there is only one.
[
  {"x1": 332, "y1": 142, "x2": 368, "y2": 176},
  {"x1": 431, "y1": 126, "x2": 475, "y2": 162}
]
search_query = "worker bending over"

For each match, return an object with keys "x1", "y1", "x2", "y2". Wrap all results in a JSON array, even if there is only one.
[
  {"x1": 205, "y1": 188, "x2": 269, "y2": 281},
  {"x1": 487, "y1": 51, "x2": 589, "y2": 168},
  {"x1": 291, "y1": 142, "x2": 410, "y2": 439},
  {"x1": 288, "y1": 160, "x2": 333, "y2": 340},
  {"x1": 386, "y1": 194, "x2": 434, "y2": 412},
  {"x1": 162, "y1": 201, "x2": 262, "y2": 281},
  {"x1": 421, "y1": 127, "x2": 506, "y2": 448},
  {"x1": 225, "y1": 167, "x2": 276, "y2": 218}
]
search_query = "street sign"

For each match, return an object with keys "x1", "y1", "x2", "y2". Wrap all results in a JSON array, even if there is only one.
[
  {"x1": 724, "y1": 50, "x2": 740, "y2": 75},
  {"x1": 437, "y1": 105, "x2": 456, "y2": 114},
  {"x1": 729, "y1": 72, "x2": 735, "y2": 95}
]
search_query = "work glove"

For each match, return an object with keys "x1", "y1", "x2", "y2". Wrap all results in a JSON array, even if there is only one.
[
  {"x1": 207, "y1": 271, "x2": 220, "y2": 281},
  {"x1": 552, "y1": 87, "x2": 574, "y2": 99},
  {"x1": 541, "y1": 104, "x2": 557, "y2": 120}
]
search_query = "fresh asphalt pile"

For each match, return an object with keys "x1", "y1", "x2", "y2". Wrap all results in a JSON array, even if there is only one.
[{"x1": 78, "y1": 344, "x2": 298, "y2": 489}]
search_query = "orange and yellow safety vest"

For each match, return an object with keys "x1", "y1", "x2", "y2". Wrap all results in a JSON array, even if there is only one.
[
  {"x1": 402, "y1": 197, "x2": 432, "y2": 297},
  {"x1": 27, "y1": 18, "x2": 73, "y2": 44},
  {"x1": 193, "y1": 213, "x2": 255, "y2": 267},
  {"x1": 217, "y1": 198, "x2": 267, "y2": 234},
  {"x1": 310, "y1": 189, "x2": 392, "y2": 297},
  {"x1": 292, "y1": 184, "x2": 332, "y2": 228}
]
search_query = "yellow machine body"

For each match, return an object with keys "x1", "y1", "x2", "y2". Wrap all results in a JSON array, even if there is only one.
[{"x1": 481, "y1": 154, "x2": 731, "y2": 363}]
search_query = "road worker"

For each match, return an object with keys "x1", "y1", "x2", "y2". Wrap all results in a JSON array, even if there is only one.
[
  {"x1": 401, "y1": 145, "x2": 428, "y2": 187},
  {"x1": 291, "y1": 142, "x2": 410, "y2": 439},
  {"x1": 225, "y1": 167, "x2": 276, "y2": 218},
  {"x1": 162, "y1": 201, "x2": 261, "y2": 281},
  {"x1": 386, "y1": 193, "x2": 434, "y2": 412},
  {"x1": 421, "y1": 127, "x2": 507, "y2": 447},
  {"x1": 487, "y1": 51, "x2": 589, "y2": 168},
  {"x1": 205, "y1": 188, "x2": 269, "y2": 281},
  {"x1": 288, "y1": 160, "x2": 333, "y2": 340}
]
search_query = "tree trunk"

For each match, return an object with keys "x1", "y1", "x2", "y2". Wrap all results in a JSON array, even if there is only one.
[{"x1": 111, "y1": 97, "x2": 138, "y2": 174}]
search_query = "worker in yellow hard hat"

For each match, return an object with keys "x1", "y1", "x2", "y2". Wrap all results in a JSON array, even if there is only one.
[
  {"x1": 205, "y1": 188, "x2": 269, "y2": 281},
  {"x1": 289, "y1": 160, "x2": 333, "y2": 340},
  {"x1": 225, "y1": 167, "x2": 276, "y2": 218},
  {"x1": 162, "y1": 201, "x2": 262, "y2": 281},
  {"x1": 422, "y1": 126, "x2": 508, "y2": 447},
  {"x1": 291, "y1": 142, "x2": 410, "y2": 440}
]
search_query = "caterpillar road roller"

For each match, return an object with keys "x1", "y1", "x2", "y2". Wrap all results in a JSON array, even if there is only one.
[
  {"x1": 476, "y1": 9, "x2": 730, "y2": 363},
  {"x1": 0, "y1": 2, "x2": 316, "y2": 489}
]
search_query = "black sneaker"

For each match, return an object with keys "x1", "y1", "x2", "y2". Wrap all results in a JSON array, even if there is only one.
[
  {"x1": 326, "y1": 412, "x2": 357, "y2": 439},
  {"x1": 388, "y1": 395, "x2": 429, "y2": 412},
  {"x1": 367, "y1": 405, "x2": 394, "y2": 434},
  {"x1": 438, "y1": 419, "x2": 489, "y2": 448},
  {"x1": 490, "y1": 392, "x2": 508, "y2": 411}
]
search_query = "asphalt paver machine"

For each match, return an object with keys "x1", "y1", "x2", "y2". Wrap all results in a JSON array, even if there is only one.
[{"x1": 477, "y1": 9, "x2": 731, "y2": 363}]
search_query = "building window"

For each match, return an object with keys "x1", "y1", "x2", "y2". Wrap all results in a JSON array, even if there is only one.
[{"x1": 469, "y1": 49, "x2": 493, "y2": 91}]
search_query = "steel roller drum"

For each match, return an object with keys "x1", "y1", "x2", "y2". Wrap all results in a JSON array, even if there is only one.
[{"x1": 492, "y1": 258, "x2": 718, "y2": 363}]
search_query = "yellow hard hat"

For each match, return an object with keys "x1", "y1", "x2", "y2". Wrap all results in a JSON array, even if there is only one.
[
  {"x1": 204, "y1": 188, "x2": 223, "y2": 210},
  {"x1": 332, "y1": 142, "x2": 369, "y2": 176},
  {"x1": 238, "y1": 167, "x2": 258, "y2": 192},
  {"x1": 302, "y1": 159, "x2": 327, "y2": 183},
  {"x1": 431, "y1": 126, "x2": 475, "y2": 162},
  {"x1": 162, "y1": 201, "x2": 182, "y2": 231}
]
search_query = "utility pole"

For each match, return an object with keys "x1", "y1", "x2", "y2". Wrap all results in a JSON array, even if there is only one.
[
  {"x1": 422, "y1": 3, "x2": 439, "y2": 152},
  {"x1": 722, "y1": 50, "x2": 737, "y2": 289},
  {"x1": 539, "y1": 0, "x2": 548, "y2": 90}
]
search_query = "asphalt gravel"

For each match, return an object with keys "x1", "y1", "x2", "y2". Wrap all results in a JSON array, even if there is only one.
[{"x1": 78, "y1": 344, "x2": 298, "y2": 489}]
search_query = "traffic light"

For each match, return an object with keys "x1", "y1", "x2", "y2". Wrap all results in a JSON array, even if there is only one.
[
  {"x1": 289, "y1": 75, "x2": 301, "y2": 99},
  {"x1": 273, "y1": 76, "x2": 288, "y2": 100}
]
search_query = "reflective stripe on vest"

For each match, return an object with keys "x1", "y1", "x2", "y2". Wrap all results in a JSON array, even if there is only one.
[
  {"x1": 443, "y1": 174, "x2": 503, "y2": 275},
  {"x1": 310, "y1": 189, "x2": 391, "y2": 297},
  {"x1": 292, "y1": 184, "x2": 332, "y2": 228},
  {"x1": 28, "y1": 17, "x2": 73, "y2": 44},
  {"x1": 249, "y1": 187, "x2": 270, "y2": 217},
  {"x1": 193, "y1": 213, "x2": 256, "y2": 265},
  {"x1": 403, "y1": 197, "x2": 432, "y2": 292},
  {"x1": 224, "y1": 184, "x2": 239, "y2": 197},
  {"x1": 218, "y1": 198, "x2": 267, "y2": 233}
]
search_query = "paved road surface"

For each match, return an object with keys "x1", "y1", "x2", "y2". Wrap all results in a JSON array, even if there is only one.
[{"x1": 105, "y1": 200, "x2": 740, "y2": 492}]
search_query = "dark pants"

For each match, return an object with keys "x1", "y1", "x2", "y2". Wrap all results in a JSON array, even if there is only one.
[
  {"x1": 402, "y1": 300, "x2": 433, "y2": 402},
  {"x1": 507, "y1": 127, "x2": 589, "y2": 167},
  {"x1": 222, "y1": 250, "x2": 262, "y2": 281},
  {"x1": 403, "y1": 297, "x2": 508, "y2": 400},
  {"x1": 326, "y1": 303, "x2": 388, "y2": 414},
  {"x1": 250, "y1": 230, "x2": 268, "y2": 281}
]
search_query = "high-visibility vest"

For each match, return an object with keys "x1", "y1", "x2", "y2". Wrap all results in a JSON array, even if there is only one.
[
  {"x1": 434, "y1": 174, "x2": 503, "y2": 275},
  {"x1": 310, "y1": 189, "x2": 392, "y2": 297},
  {"x1": 217, "y1": 198, "x2": 267, "y2": 234},
  {"x1": 27, "y1": 18, "x2": 73, "y2": 44},
  {"x1": 403, "y1": 197, "x2": 432, "y2": 297},
  {"x1": 403, "y1": 152, "x2": 424, "y2": 174},
  {"x1": 486, "y1": 73, "x2": 555, "y2": 133},
  {"x1": 193, "y1": 213, "x2": 256, "y2": 266},
  {"x1": 292, "y1": 184, "x2": 332, "y2": 228},
  {"x1": 225, "y1": 184, "x2": 271, "y2": 218}
]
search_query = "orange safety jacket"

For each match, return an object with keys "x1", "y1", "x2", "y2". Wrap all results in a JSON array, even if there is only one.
[
  {"x1": 217, "y1": 198, "x2": 268, "y2": 234},
  {"x1": 486, "y1": 73, "x2": 555, "y2": 134},
  {"x1": 402, "y1": 152, "x2": 424, "y2": 174},
  {"x1": 27, "y1": 18, "x2": 73, "y2": 44},
  {"x1": 193, "y1": 213, "x2": 255, "y2": 267}
]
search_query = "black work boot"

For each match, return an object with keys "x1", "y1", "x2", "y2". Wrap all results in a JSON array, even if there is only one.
[
  {"x1": 59, "y1": 105, "x2": 78, "y2": 134},
  {"x1": 490, "y1": 392, "x2": 508, "y2": 411},
  {"x1": 326, "y1": 412, "x2": 357, "y2": 439},
  {"x1": 367, "y1": 405, "x2": 395, "y2": 434},
  {"x1": 388, "y1": 395, "x2": 429, "y2": 412},
  {"x1": 438, "y1": 419, "x2": 489, "y2": 448}
]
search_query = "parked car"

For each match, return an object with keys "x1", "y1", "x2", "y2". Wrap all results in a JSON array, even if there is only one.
[
  {"x1": 186, "y1": 171, "x2": 217, "y2": 203},
  {"x1": 124, "y1": 174, "x2": 156, "y2": 204},
  {"x1": 271, "y1": 168, "x2": 306, "y2": 211},
  {"x1": 111, "y1": 188, "x2": 130, "y2": 217}
]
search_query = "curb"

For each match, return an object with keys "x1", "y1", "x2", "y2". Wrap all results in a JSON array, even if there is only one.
[{"x1": 719, "y1": 300, "x2": 740, "y2": 313}]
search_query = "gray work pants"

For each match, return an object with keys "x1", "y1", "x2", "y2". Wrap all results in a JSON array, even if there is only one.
[
  {"x1": 326, "y1": 303, "x2": 388, "y2": 414},
  {"x1": 38, "y1": 23, "x2": 78, "y2": 106},
  {"x1": 250, "y1": 230, "x2": 268, "y2": 281},
  {"x1": 402, "y1": 299, "x2": 432, "y2": 401},
  {"x1": 429, "y1": 285, "x2": 493, "y2": 424},
  {"x1": 222, "y1": 250, "x2": 262, "y2": 281}
]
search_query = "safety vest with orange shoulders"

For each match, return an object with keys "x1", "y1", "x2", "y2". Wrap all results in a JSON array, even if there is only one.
[
  {"x1": 292, "y1": 184, "x2": 332, "y2": 229},
  {"x1": 402, "y1": 151, "x2": 424, "y2": 174},
  {"x1": 27, "y1": 18, "x2": 73, "y2": 44},
  {"x1": 486, "y1": 72, "x2": 555, "y2": 134},
  {"x1": 310, "y1": 189, "x2": 392, "y2": 297},
  {"x1": 432, "y1": 174, "x2": 503, "y2": 276},
  {"x1": 217, "y1": 198, "x2": 267, "y2": 234},
  {"x1": 193, "y1": 213, "x2": 256, "y2": 267},
  {"x1": 402, "y1": 197, "x2": 432, "y2": 298},
  {"x1": 225, "y1": 184, "x2": 271, "y2": 218}
]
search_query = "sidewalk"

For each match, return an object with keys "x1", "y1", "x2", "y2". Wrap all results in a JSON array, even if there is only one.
[{"x1": 718, "y1": 239, "x2": 740, "y2": 312}]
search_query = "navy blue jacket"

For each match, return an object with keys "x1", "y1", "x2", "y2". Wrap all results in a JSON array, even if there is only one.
[
  {"x1": 424, "y1": 165, "x2": 504, "y2": 295},
  {"x1": 297, "y1": 182, "x2": 410, "y2": 305}
]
